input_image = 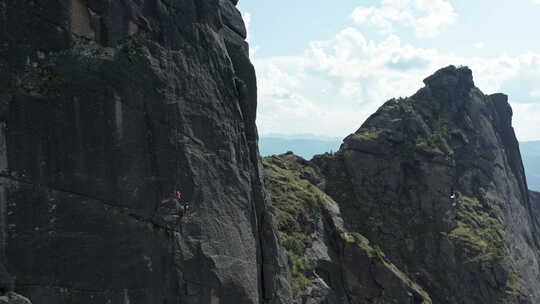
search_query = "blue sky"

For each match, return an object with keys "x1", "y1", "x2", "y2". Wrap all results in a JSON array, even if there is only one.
[{"x1": 238, "y1": 0, "x2": 540, "y2": 140}]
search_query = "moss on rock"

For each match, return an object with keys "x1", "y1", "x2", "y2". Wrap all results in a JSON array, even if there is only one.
[
  {"x1": 263, "y1": 154, "x2": 432, "y2": 302},
  {"x1": 445, "y1": 194, "x2": 526, "y2": 299},
  {"x1": 448, "y1": 194, "x2": 507, "y2": 264},
  {"x1": 263, "y1": 155, "x2": 328, "y2": 295}
]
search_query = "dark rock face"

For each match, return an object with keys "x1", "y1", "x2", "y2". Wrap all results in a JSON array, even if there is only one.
[
  {"x1": 2, "y1": 4, "x2": 538, "y2": 302},
  {"x1": 0, "y1": 1, "x2": 291, "y2": 303},
  {"x1": 314, "y1": 66, "x2": 540, "y2": 303},
  {"x1": 263, "y1": 153, "x2": 432, "y2": 304},
  {"x1": 530, "y1": 191, "x2": 540, "y2": 228}
]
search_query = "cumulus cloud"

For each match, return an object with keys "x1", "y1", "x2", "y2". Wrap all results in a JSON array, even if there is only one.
[
  {"x1": 513, "y1": 103, "x2": 540, "y2": 141},
  {"x1": 254, "y1": 26, "x2": 540, "y2": 140},
  {"x1": 242, "y1": 12, "x2": 251, "y2": 41},
  {"x1": 241, "y1": 12, "x2": 258, "y2": 58},
  {"x1": 351, "y1": 0, "x2": 457, "y2": 38},
  {"x1": 473, "y1": 42, "x2": 485, "y2": 49},
  {"x1": 530, "y1": 90, "x2": 540, "y2": 97}
]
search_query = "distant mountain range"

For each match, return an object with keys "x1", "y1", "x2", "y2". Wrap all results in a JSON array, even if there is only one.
[
  {"x1": 260, "y1": 135, "x2": 540, "y2": 191},
  {"x1": 259, "y1": 135, "x2": 341, "y2": 160},
  {"x1": 521, "y1": 141, "x2": 540, "y2": 191}
]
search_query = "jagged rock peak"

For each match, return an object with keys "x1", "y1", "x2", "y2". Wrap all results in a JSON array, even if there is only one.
[
  {"x1": 332, "y1": 66, "x2": 540, "y2": 303},
  {"x1": 423, "y1": 65, "x2": 474, "y2": 93}
]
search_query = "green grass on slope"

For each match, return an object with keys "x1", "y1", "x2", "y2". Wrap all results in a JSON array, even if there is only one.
[
  {"x1": 445, "y1": 194, "x2": 525, "y2": 299},
  {"x1": 263, "y1": 155, "x2": 328, "y2": 295},
  {"x1": 263, "y1": 155, "x2": 431, "y2": 301}
]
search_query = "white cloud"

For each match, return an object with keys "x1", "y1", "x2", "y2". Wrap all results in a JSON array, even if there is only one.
[
  {"x1": 530, "y1": 90, "x2": 540, "y2": 97},
  {"x1": 473, "y1": 42, "x2": 485, "y2": 49},
  {"x1": 241, "y1": 12, "x2": 258, "y2": 59},
  {"x1": 351, "y1": 7, "x2": 375, "y2": 24},
  {"x1": 513, "y1": 103, "x2": 540, "y2": 141},
  {"x1": 254, "y1": 26, "x2": 540, "y2": 140},
  {"x1": 351, "y1": 0, "x2": 457, "y2": 38},
  {"x1": 242, "y1": 12, "x2": 251, "y2": 41},
  {"x1": 414, "y1": 0, "x2": 457, "y2": 37}
]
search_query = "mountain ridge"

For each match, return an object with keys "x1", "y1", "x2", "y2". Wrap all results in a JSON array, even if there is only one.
[
  {"x1": 264, "y1": 66, "x2": 540, "y2": 303},
  {"x1": 1, "y1": 1, "x2": 540, "y2": 303},
  {"x1": 260, "y1": 136, "x2": 540, "y2": 191}
]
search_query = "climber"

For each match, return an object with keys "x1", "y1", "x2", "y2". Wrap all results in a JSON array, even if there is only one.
[
  {"x1": 450, "y1": 190, "x2": 458, "y2": 207},
  {"x1": 173, "y1": 190, "x2": 190, "y2": 220}
]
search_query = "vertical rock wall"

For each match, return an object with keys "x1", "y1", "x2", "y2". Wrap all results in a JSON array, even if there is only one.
[{"x1": 0, "y1": 0, "x2": 291, "y2": 303}]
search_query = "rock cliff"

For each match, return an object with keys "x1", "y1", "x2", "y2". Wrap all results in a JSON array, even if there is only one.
[
  {"x1": 530, "y1": 191, "x2": 540, "y2": 228},
  {"x1": 2, "y1": 2, "x2": 539, "y2": 303},
  {"x1": 263, "y1": 153, "x2": 431, "y2": 304},
  {"x1": 265, "y1": 66, "x2": 540, "y2": 303},
  {"x1": 0, "y1": 0, "x2": 291, "y2": 303},
  {"x1": 329, "y1": 66, "x2": 540, "y2": 303}
]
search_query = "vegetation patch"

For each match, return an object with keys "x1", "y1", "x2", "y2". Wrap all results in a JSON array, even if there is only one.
[
  {"x1": 446, "y1": 194, "x2": 525, "y2": 298},
  {"x1": 264, "y1": 154, "x2": 432, "y2": 302},
  {"x1": 342, "y1": 231, "x2": 385, "y2": 262},
  {"x1": 263, "y1": 155, "x2": 330, "y2": 295},
  {"x1": 415, "y1": 120, "x2": 452, "y2": 154},
  {"x1": 350, "y1": 128, "x2": 383, "y2": 141},
  {"x1": 448, "y1": 195, "x2": 507, "y2": 264},
  {"x1": 263, "y1": 156, "x2": 327, "y2": 233},
  {"x1": 286, "y1": 249, "x2": 315, "y2": 295}
]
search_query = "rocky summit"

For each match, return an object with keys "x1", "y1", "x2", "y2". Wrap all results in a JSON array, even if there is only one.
[
  {"x1": 0, "y1": 1, "x2": 539, "y2": 304},
  {"x1": 264, "y1": 66, "x2": 540, "y2": 304}
]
